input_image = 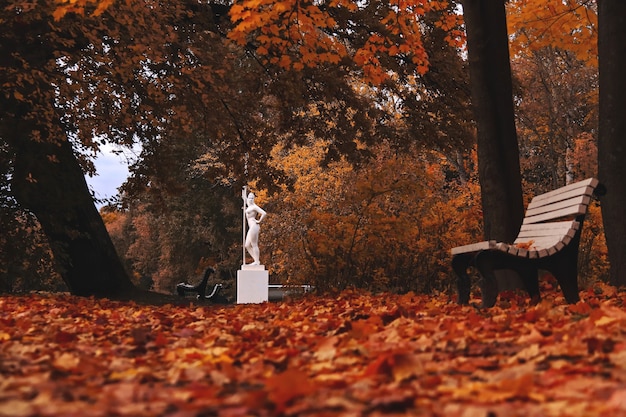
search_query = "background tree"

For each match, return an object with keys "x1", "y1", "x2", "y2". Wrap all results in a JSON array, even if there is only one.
[
  {"x1": 2, "y1": 2, "x2": 136, "y2": 296},
  {"x1": 460, "y1": 0, "x2": 524, "y2": 243},
  {"x1": 0, "y1": 137, "x2": 64, "y2": 292},
  {"x1": 506, "y1": 1, "x2": 613, "y2": 287},
  {"x1": 512, "y1": 46, "x2": 597, "y2": 191},
  {"x1": 5, "y1": 0, "x2": 611, "y2": 298},
  {"x1": 263, "y1": 139, "x2": 483, "y2": 294},
  {"x1": 1, "y1": 1, "x2": 265, "y2": 297},
  {"x1": 507, "y1": 0, "x2": 599, "y2": 192},
  {"x1": 98, "y1": 0, "x2": 479, "y2": 296},
  {"x1": 598, "y1": 0, "x2": 626, "y2": 286}
]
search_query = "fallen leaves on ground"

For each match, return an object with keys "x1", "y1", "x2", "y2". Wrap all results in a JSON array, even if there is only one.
[{"x1": 2, "y1": 284, "x2": 626, "y2": 416}]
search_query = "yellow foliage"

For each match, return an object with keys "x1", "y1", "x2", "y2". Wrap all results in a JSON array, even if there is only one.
[
  {"x1": 264, "y1": 140, "x2": 483, "y2": 294},
  {"x1": 506, "y1": 0, "x2": 597, "y2": 67}
]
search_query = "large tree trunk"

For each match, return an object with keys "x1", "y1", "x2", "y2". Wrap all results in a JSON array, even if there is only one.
[
  {"x1": 598, "y1": 0, "x2": 626, "y2": 287},
  {"x1": 2, "y1": 7, "x2": 137, "y2": 298},
  {"x1": 461, "y1": 0, "x2": 524, "y2": 242},
  {"x1": 11, "y1": 129, "x2": 137, "y2": 298}
]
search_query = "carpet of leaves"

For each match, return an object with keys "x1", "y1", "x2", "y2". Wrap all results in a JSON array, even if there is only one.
[{"x1": 3, "y1": 284, "x2": 626, "y2": 416}]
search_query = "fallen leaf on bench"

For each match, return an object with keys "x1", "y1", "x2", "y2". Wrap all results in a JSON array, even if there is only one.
[{"x1": 514, "y1": 240, "x2": 535, "y2": 249}]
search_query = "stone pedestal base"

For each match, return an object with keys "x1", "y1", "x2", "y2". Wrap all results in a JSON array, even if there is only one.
[{"x1": 237, "y1": 265, "x2": 269, "y2": 304}]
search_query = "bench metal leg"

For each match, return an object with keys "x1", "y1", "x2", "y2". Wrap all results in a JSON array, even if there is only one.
[
  {"x1": 473, "y1": 251, "x2": 500, "y2": 308},
  {"x1": 454, "y1": 250, "x2": 542, "y2": 307},
  {"x1": 474, "y1": 252, "x2": 539, "y2": 307},
  {"x1": 452, "y1": 253, "x2": 474, "y2": 305},
  {"x1": 517, "y1": 263, "x2": 540, "y2": 304},
  {"x1": 541, "y1": 251, "x2": 580, "y2": 304}
]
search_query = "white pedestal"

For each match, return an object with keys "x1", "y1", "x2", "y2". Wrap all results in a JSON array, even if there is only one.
[{"x1": 237, "y1": 265, "x2": 269, "y2": 304}]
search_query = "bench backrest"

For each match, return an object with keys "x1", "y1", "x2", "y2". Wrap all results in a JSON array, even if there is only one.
[
  {"x1": 511, "y1": 178, "x2": 599, "y2": 257},
  {"x1": 523, "y1": 177, "x2": 599, "y2": 225},
  {"x1": 450, "y1": 178, "x2": 600, "y2": 258}
]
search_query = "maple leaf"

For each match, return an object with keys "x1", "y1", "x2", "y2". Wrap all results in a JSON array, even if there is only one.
[
  {"x1": 1, "y1": 290, "x2": 625, "y2": 416},
  {"x1": 265, "y1": 369, "x2": 316, "y2": 412}
]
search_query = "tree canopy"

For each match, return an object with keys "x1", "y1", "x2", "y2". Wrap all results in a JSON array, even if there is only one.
[{"x1": 0, "y1": 0, "x2": 615, "y2": 300}]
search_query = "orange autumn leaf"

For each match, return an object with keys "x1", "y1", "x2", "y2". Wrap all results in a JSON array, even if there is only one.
[
  {"x1": 265, "y1": 369, "x2": 316, "y2": 412},
  {"x1": 514, "y1": 240, "x2": 535, "y2": 249},
  {"x1": 2, "y1": 288, "x2": 626, "y2": 416}
]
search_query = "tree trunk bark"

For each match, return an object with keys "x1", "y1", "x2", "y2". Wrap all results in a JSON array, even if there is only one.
[
  {"x1": 598, "y1": 0, "x2": 626, "y2": 287},
  {"x1": 11, "y1": 129, "x2": 137, "y2": 298},
  {"x1": 2, "y1": 6, "x2": 138, "y2": 298},
  {"x1": 461, "y1": 0, "x2": 524, "y2": 242}
]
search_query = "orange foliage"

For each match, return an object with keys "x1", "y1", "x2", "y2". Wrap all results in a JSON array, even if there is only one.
[
  {"x1": 509, "y1": 1, "x2": 597, "y2": 192},
  {"x1": 578, "y1": 202, "x2": 609, "y2": 286},
  {"x1": 228, "y1": 0, "x2": 463, "y2": 84},
  {"x1": 569, "y1": 132, "x2": 598, "y2": 181},
  {"x1": 52, "y1": 0, "x2": 127, "y2": 20},
  {"x1": 562, "y1": 134, "x2": 607, "y2": 286},
  {"x1": 264, "y1": 141, "x2": 483, "y2": 294},
  {"x1": 507, "y1": 0, "x2": 597, "y2": 67},
  {"x1": 3, "y1": 288, "x2": 626, "y2": 415}
]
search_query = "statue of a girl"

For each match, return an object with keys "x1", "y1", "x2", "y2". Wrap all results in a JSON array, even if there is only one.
[{"x1": 243, "y1": 191, "x2": 267, "y2": 265}]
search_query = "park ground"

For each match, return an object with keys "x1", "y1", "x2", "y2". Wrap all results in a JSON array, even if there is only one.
[{"x1": 2, "y1": 281, "x2": 626, "y2": 416}]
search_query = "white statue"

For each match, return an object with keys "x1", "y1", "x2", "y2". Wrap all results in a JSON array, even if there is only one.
[{"x1": 242, "y1": 189, "x2": 267, "y2": 265}]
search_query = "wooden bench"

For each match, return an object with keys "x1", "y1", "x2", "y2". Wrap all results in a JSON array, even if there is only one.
[{"x1": 451, "y1": 178, "x2": 604, "y2": 307}]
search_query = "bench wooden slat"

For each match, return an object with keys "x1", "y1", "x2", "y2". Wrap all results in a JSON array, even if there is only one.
[
  {"x1": 535, "y1": 247, "x2": 552, "y2": 258},
  {"x1": 513, "y1": 237, "x2": 559, "y2": 250},
  {"x1": 517, "y1": 228, "x2": 571, "y2": 238},
  {"x1": 509, "y1": 245, "x2": 525, "y2": 257},
  {"x1": 494, "y1": 241, "x2": 511, "y2": 254},
  {"x1": 522, "y1": 203, "x2": 588, "y2": 224},
  {"x1": 451, "y1": 240, "x2": 496, "y2": 255},
  {"x1": 490, "y1": 242, "x2": 526, "y2": 257},
  {"x1": 455, "y1": 232, "x2": 574, "y2": 258},
  {"x1": 525, "y1": 195, "x2": 591, "y2": 218},
  {"x1": 519, "y1": 221, "x2": 579, "y2": 232},
  {"x1": 528, "y1": 185, "x2": 596, "y2": 209},
  {"x1": 532, "y1": 248, "x2": 550, "y2": 258},
  {"x1": 516, "y1": 226, "x2": 578, "y2": 242},
  {"x1": 514, "y1": 234, "x2": 574, "y2": 250},
  {"x1": 530, "y1": 178, "x2": 599, "y2": 204},
  {"x1": 495, "y1": 232, "x2": 573, "y2": 258}
]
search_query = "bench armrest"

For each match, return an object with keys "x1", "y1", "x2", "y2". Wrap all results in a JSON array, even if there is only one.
[{"x1": 451, "y1": 240, "x2": 496, "y2": 255}]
